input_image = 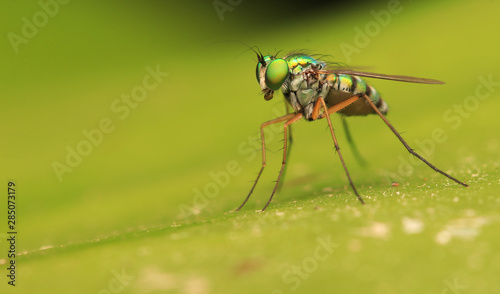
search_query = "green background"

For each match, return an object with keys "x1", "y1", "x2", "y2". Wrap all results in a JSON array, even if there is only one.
[{"x1": 1, "y1": 0, "x2": 499, "y2": 293}]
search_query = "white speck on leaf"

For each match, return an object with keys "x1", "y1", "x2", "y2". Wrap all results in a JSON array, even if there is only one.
[
  {"x1": 401, "y1": 217, "x2": 424, "y2": 234},
  {"x1": 357, "y1": 222, "x2": 391, "y2": 239},
  {"x1": 435, "y1": 217, "x2": 489, "y2": 245}
]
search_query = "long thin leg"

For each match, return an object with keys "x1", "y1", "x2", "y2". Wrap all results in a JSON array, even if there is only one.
[
  {"x1": 318, "y1": 97, "x2": 365, "y2": 204},
  {"x1": 236, "y1": 113, "x2": 297, "y2": 211},
  {"x1": 285, "y1": 103, "x2": 294, "y2": 146},
  {"x1": 277, "y1": 103, "x2": 295, "y2": 192},
  {"x1": 261, "y1": 113, "x2": 303, "y2": 211},
  {"x1": 318, "y1": 95, "x2": 361, "y2": 119},
  {"x1": 342, "y1": 116, "x2": 368, "y2": 167},
  {"x1": 361, "y1": 94, "x2": 468, "y2": 187}
]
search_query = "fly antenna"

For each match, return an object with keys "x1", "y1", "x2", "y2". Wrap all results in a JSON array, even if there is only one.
[
  {"x1": 273, "y1": 49, "x2": 283, "y2": 58},
  {"x1": 205, "y1": 40, "x2": 266, "y2": 65}
]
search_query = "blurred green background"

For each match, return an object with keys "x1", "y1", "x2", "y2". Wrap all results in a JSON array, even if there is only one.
[{"x1": 1, "y1": 0, "x2": 500, "y2": 293}]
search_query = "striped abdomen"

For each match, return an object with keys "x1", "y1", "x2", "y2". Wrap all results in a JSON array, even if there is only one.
[{"x1": 324, "y1": 73, "x2": 388, "y2": 116}]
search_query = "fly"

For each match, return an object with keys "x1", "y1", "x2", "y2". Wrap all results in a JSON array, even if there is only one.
[{"x1": 236, "y1": 50, "x2": 468, "y2": 211}]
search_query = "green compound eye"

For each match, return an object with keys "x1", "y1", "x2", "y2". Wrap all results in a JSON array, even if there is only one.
[{"x1": 265, "y1": 58, "x2": 289, "y2": 90}]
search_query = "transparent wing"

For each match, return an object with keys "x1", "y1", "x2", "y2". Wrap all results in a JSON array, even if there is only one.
[{"x1": 317, "y1": 69, "x2": 445, "y2": 84}]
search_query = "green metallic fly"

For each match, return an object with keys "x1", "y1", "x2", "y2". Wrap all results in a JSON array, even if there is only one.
[{"x1": 236, "y1": 50, "x2": 468, "y2": 211}]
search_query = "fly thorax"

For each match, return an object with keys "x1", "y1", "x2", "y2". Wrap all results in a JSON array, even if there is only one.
[
  {"x1": 303, "y1": 103, "x2": 315, "y2": 121},
  {"x1": 289, "y1": 74, "x2": 316, "y2": 105},
  {"x1": 297, "y1": 88, "x2": 316, "y2": 106},
  {"x1": 289, "y1": 74, "x2": 304, "y2": 92},
  {"x1": 319, "y1": 81, "x2": 330, "y2": 98},
  {"x1": 285, "y1": 91, "x2": 304, "y2": 113}
]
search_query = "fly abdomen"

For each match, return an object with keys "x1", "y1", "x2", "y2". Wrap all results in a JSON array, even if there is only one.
[
  {"x1": 325, "y1": 73, "x2": 389, "y2": 116},
  {"x1": 327, "y1": 74, "x2": 365, "y2": 95},
  {"x1": 365, "y1": 83, "x2": 388, "y2": 115}
]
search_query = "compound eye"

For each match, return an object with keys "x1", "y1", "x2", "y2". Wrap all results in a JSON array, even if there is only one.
[{"x1": 265, "y1": 59, "x2": 289, "y2": 90}]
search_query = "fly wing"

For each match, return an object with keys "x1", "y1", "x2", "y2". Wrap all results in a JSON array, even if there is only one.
[{"x1": 317, "y1": 69, "x2": 445, "y2": 84}]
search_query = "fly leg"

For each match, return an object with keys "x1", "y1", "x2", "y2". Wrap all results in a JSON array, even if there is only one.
[
  {"x1": 236, "y1": 113, "x2": 297, "y2": 211},
  {"x1": 314, "y1": 96, "x2": 365, "y2": 204},
  {"x1": 317, "y1": 95, "x2": 361, "y2": 118},
  {"x1": 361, "y1": 94, "x2": 468, "y2": 187},
  {"x1": 277, "y1": 103, "x2": 295, "y2": 193},
  {"x1": 261, "y1": 113, "x2": 303, "y2": 211},
  {"x1": 260, "y1": 113, "x2": 302, "y2": 211}
]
